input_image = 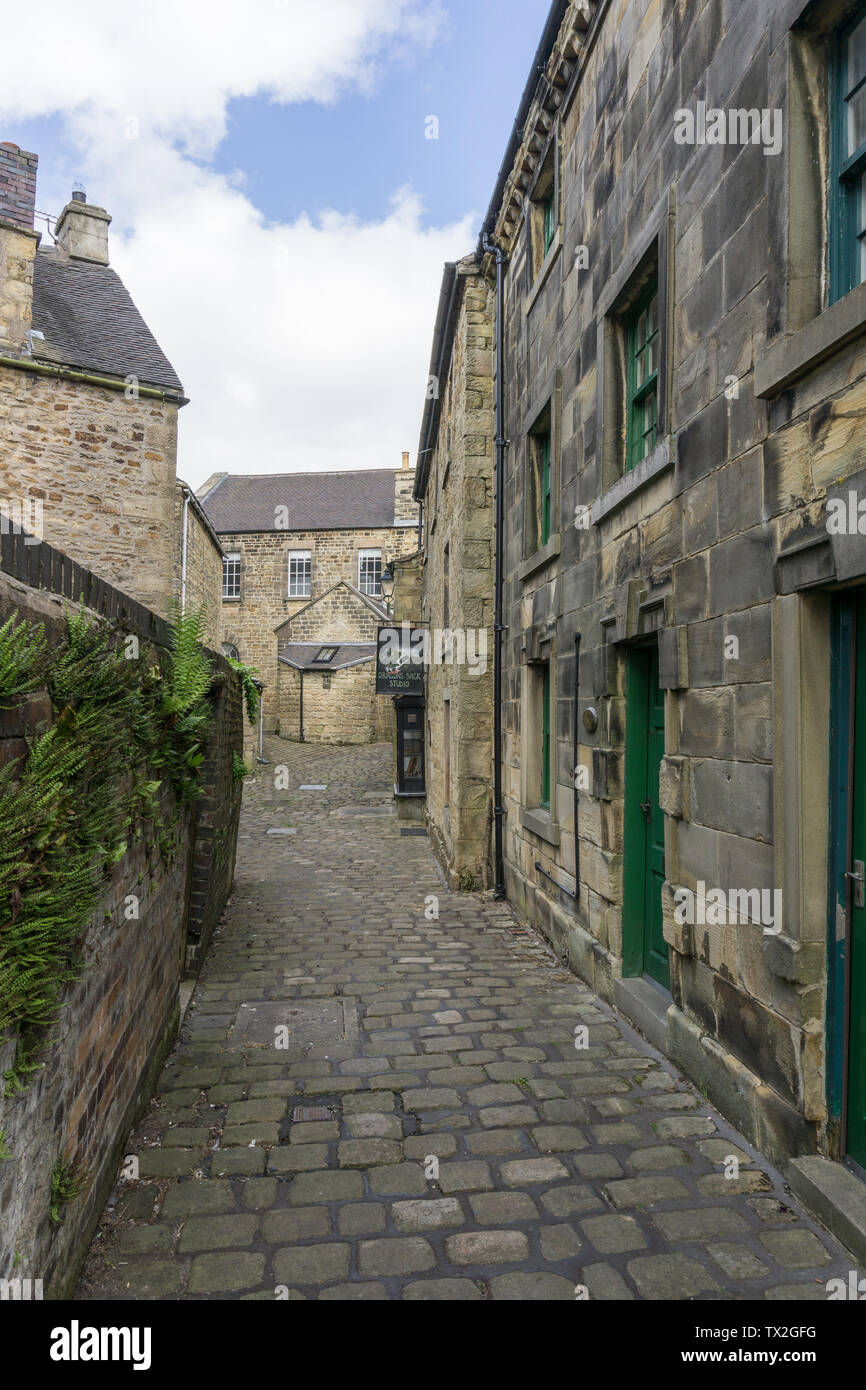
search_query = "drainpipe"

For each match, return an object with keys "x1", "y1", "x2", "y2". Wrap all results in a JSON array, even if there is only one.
[
  {"x1": 482, "y1": 232, "x2": 507, "y2": 900},
  {"x1": 299, "y1": 670, "x2": 305, "y2": 743},
  {"x1": 180, "y1": 488, "x2": 190, "y2": 615},
  {"x1": 573, "y1": 631, "x2": 582, "y2": 896}
]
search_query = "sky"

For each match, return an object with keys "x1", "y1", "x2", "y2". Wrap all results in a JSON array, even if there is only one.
[{"x1": 0, "y1": 0, "x2": 551, "y2": 488}]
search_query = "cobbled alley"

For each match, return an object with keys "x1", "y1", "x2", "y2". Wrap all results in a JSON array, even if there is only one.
[{"x1": 76, "y1": 740, "x2": 860, "y2": 1301}]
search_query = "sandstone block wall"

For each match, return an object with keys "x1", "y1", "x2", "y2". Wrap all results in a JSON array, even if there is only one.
[
  {"x1": 0, "y1": 363, "x2": 180, "y2": 619},
  {"x1": 419, "y1": 0, "x2": 866, "y2": 1165},
  {"x1": 277, "y1": 657, "x2": 391, "y2": 745},
  {"x1": 172, "y1": 486, "x2": 223, "y2": 650},
  {"x1": 420, "y1": 260, "x2": 496, "y2": 888}
]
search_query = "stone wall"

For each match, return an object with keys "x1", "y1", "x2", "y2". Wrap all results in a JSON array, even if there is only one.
[
  {"x1": 277, "y1": 657, "x2": 391, "y2": 745},
  {"x1": 0, "y1": 362, "x2": 181, "y2": 619},
  {"x1": 218, "y1": 524, "x2": 419, "y2": 728},
  {"x1": 0, "y1": 532, "x2": 243, "y2": 1294},
  {"x1": 172, "y1": 484, "x2": 223, "y2": 650},
  {"x1": 419, "y1": 259, "x2": 496, "y2": 888}
]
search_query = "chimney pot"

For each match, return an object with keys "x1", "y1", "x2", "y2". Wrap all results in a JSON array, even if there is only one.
[
  {"x1": 71, "y1": 183, "x2": 87, "y2": 203},
  {"x1": 402, "y1": 451, "x2": 410, "y2": 470}
]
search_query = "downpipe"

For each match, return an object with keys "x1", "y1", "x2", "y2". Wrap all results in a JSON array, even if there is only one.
[{"x1": 482, "y1": 232, "x2": 507, "y2": 900}]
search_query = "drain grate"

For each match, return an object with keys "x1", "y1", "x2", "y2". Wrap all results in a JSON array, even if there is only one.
[
  {"x1": 400, "y1": 828, "x2": 427, "y2": 836},
  {"x1": 292, "y1": 1105, "x2": 333, "y2": 1122}
]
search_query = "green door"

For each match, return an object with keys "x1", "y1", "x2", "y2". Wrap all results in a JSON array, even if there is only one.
[
  {"x1": 624, "y1": 646, "x2": 669, "y2": 989},
  {"x1": 847, "y1": 595, "x2": 866, "y2": 1167}
]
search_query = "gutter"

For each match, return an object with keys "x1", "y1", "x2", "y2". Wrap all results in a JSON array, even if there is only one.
[{"x1": 0, "y1": 353, "x2": 189, "y2": 405}]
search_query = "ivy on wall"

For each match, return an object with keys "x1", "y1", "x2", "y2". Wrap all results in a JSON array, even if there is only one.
[{"x1": 0, "y1": 605, "x2": 216, "y2": 1094}]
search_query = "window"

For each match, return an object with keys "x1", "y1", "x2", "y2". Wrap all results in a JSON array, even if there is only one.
[
  {"x1": 313, "y1": 646, "x2": 338, "y2": 664},
  {"x1": 288, "y1": 550, "x2": 311, "y2": 598},
  {"x1": 359, "y1": 549, "x2": 382, "y2": 596},
  {"x1": 222, "y1": 552, "x2": 241, "y2": 600},
  {"x1": 626, "y1": 284, "x2": 659, "y2": 471},
  {"x1": 543, "y1": 187, "x2": 557, "y2": 257},
  {"x1": 831, "y1": 5, "x2": 866, "y2": 302},
  {"x1": 528, "y1": 133, "x2": 558, "y2": 283},
  {"x1": 540, "y1": 662, "x2": 551, "y2": 811},
  {"x1": 525, "y1": 407, "x2": 554, "y2": 557}
]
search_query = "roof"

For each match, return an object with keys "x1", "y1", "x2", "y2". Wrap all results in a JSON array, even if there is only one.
[
  {"x1": 31, "y1": 248, "x2": 185, "y2": 395},
  {"x1": 278, "y1": 642, "x2": 376, "y2": 672},
  {"x1": 200, "y1": 470, "x2": 403, "y2": 534},
  {"x1": 478, "y1": 0, "x2": 569, "y2": 247}
]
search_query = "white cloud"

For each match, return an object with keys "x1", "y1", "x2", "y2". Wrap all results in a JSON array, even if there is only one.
[{"x1": 1, "y1": 0, "x2": 474, "y2": 486}]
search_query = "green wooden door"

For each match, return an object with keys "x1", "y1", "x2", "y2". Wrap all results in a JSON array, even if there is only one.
[
  {"x1": 847, "y1": 594, "x2": 866, "y2": 1167},
  {"x1": 624, "y1": 646, "x2": 669, "y2": 989}
]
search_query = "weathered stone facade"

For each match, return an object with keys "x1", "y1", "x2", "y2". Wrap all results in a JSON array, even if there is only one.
[
  {"x1": 415, "y1": 0, "x2": 866, "y2": 1229},
  {"x1": 415, "y1": 257, "x2": 496, "y2": 887}
]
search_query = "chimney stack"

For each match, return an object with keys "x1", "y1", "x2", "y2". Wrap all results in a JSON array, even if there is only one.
[
  {"x1": 0, "y1": 143, "x2": 40, "y2": 353},
  {"x1": 55, "y1": 187, "x2": 111, "y2": 265},
  {"x1": 402, "y1": 451, "x2": 410, "y2": 470},
  {"x1": 0, "y1": 142, "x2": 38, "y2": 229}
]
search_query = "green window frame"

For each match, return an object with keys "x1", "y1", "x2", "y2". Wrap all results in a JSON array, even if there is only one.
[
  {"x1": 626, "y1": 284, "x2": 659, "y2": 472},
  {"x1": 543, "y1": 188, "x2": 556, "y2": 256},
  {"x1": 830, "y1": 4, "x2": 866, "y2": 303},
  {"x1": 541, "y1": 663, "x2": 551, "y2": 811},
  {"x1": 540, "y1": 434, "x2": 552, "y2": 546}
]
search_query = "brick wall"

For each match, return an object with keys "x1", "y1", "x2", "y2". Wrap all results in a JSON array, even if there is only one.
[
  {"x1": 0, "y1": 532, "x2": 243, "y2": 1293},
  {"x1": 0, "y1": 142, "x2": 38, "y2": 229}
]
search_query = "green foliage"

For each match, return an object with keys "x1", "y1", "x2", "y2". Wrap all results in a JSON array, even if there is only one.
[
  {"x1": 232, "y1": 752, "x2": 250, "y2": 784},
  {"x1": 0, "y1": 1130, "x2": 11, "y2": 1163},
  {"x1": 228, "y1": 658, "x2": 260, "y2": 726},
  {"x1": 49, "y1": 1156, "x2": 82, "y2": 1224},
  {"x1": 0, "y1": 604, "x2": 219, "y2": 1091},
  {"x1": 458, "y1": 868, "x2": 477, "y2": 892},
  {"x1": 153, "y1": 608, "x2": 215, "y2": 802},
  {"x1": 0, "y1": 614, "x2": 49, "y2": 707}
]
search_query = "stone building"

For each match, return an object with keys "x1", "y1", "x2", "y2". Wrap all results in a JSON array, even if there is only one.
[
  {"x1": 414, "y1": 0, "x2": 866, "y2": 1247},
  {"x1": 199, "y1": 459, "x2": 419, "y2": 740},
  {"x1": 414, "y1": 255, "x2": 496, "y2": 885},
  {"x1": 0, "y1": 143, "x2": 202, "y2": 625}
]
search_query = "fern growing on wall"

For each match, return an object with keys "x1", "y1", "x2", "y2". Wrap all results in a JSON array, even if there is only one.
[{"x1": 0, "y1": 604, "x2": 218, "y2": 1093}]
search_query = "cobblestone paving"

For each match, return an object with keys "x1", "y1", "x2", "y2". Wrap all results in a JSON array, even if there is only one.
[{"x1": 77, "y1": 740, "x2": 861, "y2": 1301}]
